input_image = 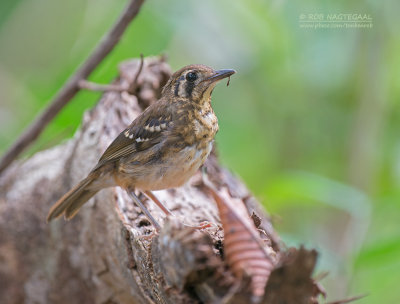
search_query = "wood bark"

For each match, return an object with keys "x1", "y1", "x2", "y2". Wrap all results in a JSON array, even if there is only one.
[{"x1": 0, "y1": 57, "x2": 323, "y2": 304}]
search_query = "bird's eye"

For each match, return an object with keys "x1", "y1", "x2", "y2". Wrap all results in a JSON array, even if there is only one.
[{"x1": 186, "y1": 72, "x2": 198, "y2": 82}]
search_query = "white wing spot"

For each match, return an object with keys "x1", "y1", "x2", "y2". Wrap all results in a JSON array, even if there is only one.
[
  {"x1": 124, "y1": 130, "x2": 130, "y2": 137},
  {"x1": 129, "y1": 134, "x2": 134, "y2": 139},
  {"x1": 136, "y1": 137, "x2": 150, "y2": 143}
]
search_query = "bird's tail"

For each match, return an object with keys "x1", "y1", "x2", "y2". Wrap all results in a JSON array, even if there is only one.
[{"x1": 47, "y1": 176, "x2": 99, "y2": 222}]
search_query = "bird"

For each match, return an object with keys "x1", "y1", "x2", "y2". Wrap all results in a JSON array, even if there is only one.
[{"x1": 47, "y1": 64, "x2": 235, "y2": 230}]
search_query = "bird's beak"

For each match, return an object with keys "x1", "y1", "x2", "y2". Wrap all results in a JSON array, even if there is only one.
[{"x1": 205, "y1": 69, "x2": 236, "y2": 83}]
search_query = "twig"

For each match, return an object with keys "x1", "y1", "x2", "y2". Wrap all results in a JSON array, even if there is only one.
[
  {"x1": 314, "y1": 271, "x2": 329, "y2": 282},
  {"x1": 78, "y1": 80, "x2": 125, "y2": 92},
  {"x1": 127, "y1": 53, "x2": 144, "y2": 94},
  {"x1": 0, "y1": 0, "x2": 145, "y2": 174},
  {"x1": 326, "y1": 294, "x2": 367, "y2": 304}
]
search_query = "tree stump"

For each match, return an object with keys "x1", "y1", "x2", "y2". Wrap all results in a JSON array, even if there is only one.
[{"x1": 0, "y1": 57, "x2": 323, "y2": 304}]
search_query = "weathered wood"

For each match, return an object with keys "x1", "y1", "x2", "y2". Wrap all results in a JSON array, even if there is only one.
[{"x1": 0, "y1": 57, "x2": 322, "y2": 304}]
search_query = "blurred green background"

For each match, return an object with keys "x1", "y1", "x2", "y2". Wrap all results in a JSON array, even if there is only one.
[{"x1": 1, "y1": 0, "x2": 399, "y2": 303}]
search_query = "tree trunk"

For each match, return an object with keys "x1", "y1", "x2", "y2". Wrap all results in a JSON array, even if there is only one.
[{"x1": 0, "y1": 57, "x2": 322, "y2": 304}]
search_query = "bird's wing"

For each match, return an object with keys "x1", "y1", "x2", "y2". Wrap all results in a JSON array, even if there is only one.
[{"x1": 94, "y1": 104, "x2": 173, "y2": 169}]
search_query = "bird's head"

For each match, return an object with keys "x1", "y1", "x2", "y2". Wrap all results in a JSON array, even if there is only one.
[{"x1": 162, "y1": 64, "x2": 235, "y2": 104}]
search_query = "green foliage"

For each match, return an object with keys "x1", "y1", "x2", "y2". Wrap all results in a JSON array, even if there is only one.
[{"x1": 1, "y1": 0, "x2": 399, "y2": 302}]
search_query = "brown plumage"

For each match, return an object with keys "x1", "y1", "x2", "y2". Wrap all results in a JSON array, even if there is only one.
[{"x1": 47, "y1": 64, "x2": 235, "y2": 223}]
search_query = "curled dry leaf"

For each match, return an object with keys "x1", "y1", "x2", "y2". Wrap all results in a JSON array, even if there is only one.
[{"x1": 203, "y1": 176, "x2": 274, "y2": 300}]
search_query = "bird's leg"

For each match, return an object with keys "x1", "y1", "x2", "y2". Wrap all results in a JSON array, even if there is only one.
[
  {"x1": 127, "y1": 189, "x2": 161, "y2": 231},
  {"x1": 144, "y1": 190, "x2": 212, "y2": 230},
  {"x1": 143, "y1": 190, "x2": 173, "y2": 216}
]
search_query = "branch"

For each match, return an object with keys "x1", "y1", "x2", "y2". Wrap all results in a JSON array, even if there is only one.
[
  {"x1": 77, "y1": 54, "x2": 144, "y2": 92},
  {"x1": 0, "y1": 0, "x2": 145, "y2": 174}
]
